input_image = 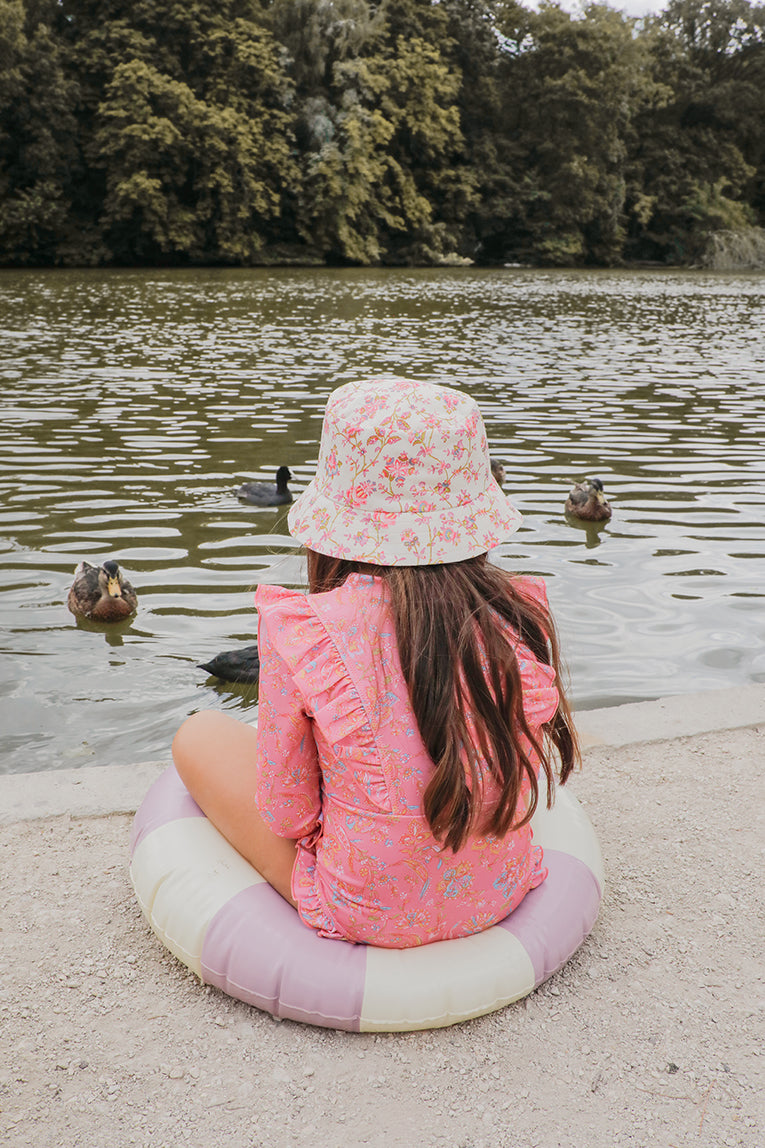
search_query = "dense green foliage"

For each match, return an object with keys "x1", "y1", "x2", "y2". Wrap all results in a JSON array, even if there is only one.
[{"x1": 0, "y1": 0, "x2": 763, "y2": 265}]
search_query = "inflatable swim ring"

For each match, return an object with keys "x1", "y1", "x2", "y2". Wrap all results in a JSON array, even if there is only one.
[{"x1": 130, "y1": 767, "x2": 603, "y2": 1032}]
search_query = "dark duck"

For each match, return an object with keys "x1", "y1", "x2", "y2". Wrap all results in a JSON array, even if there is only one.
[
  {"x1": 490, "y1": 459, "x2": 505, "y2": 487},
  {"x1": 198, "y1": 645, "x2": 260, "y2": 684},
  {"x1": 236, "y1": 466, "x2": 293, "y2": 506},
  {"x1": 565, "y1": 478, "x2": 613, "y2": 522},
  {"x1": 67, "y1": 560, "x2": 138, "y2": 622}
]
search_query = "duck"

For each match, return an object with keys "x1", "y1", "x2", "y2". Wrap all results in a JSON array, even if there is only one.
[
  {"x1": 565, "y1": 478, "x2": 612, "y2": 522},
  {"x1": 236, "y1": 466, "x2": 293, "y2": 507},
  {"x1": 67, "y1": 560, "x2": 138, "y2": 622},
  {"x1": 490, "y1": 459, "x2": 505, "y2": 487},
  {"x1": 198, "y1": 645, "x2": 260, "y2": 684}
]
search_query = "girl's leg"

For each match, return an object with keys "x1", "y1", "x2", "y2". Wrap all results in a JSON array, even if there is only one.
[{"x1": 171, "y1": 710, "x2": 298, "y2": 907}]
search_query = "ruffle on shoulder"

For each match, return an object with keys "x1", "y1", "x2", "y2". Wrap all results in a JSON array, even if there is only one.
[
  {"x1": 512, "y1": 574, "x2": 550, "y2": 612},
  {"x1": 509, "y1": 576, "x2": 560, "y2": 726},
  {"x1": 255, "y1": 584, "x2": 392, "y2": 810}
]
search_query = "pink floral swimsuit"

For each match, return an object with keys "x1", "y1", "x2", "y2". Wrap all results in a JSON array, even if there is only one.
[{"x1": 253, "y1": 573, "x2": 559, "y2": 949}]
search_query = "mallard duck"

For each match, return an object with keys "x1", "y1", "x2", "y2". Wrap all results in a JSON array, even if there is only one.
[
  {"x1": 565, "y1": 478, "x2": 612, "y2": 522},
  {"x1": 490, "y1": 459, "x2": 505, "y2": 487},
  {"x1": 67, "y1": 560, "x2": 138, "y2": 622},
  {"x1": 236, "y1": 466, "x2": 293, "y2": 507},
  {"x1": 198, "y1": 645, "x2": 260, "y2": 683}
]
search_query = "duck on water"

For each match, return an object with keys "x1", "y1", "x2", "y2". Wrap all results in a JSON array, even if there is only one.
[
  {"x1": 67, "y1": 560, "x2": 138, "y2": 622},
  {"x1": 236, "y1": 466, "x2": 293, "y2": 506},
  {"x1": 198, "y1": 646, "x2": 260, "y2": 684},
  {"x1": 565, "y1": 478, "x2": 612, "y2": 522}
]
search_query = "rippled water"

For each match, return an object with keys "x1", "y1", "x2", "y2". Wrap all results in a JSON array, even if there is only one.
[{"x1": 1, "y1": 267, "x2": 764, "y2": 774}]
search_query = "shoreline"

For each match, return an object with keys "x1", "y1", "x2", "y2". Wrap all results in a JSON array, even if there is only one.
[
  {"x1": 3, "y1": 682, "x2": 765, "y2": 825},
  {"x1": 4, "y1": 261, "x2": 763, "y2": 276}
]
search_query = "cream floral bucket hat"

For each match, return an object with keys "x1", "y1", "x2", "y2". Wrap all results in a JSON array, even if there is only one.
[{"x1": 288, "y1": 378, "x2": 522, "y2": 566}]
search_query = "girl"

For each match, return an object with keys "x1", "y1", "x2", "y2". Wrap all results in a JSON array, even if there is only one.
[{"x1": 173, "y1": 378, "x2": 578, "y2": 948}]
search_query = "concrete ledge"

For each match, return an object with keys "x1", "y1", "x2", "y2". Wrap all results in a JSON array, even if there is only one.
[
  {"x1": 2, "y1": 684, "x2": 764, "y2": 824},
  {"x1": 575, "y1": 682, "x2": 765, "y2": 748},
  {"x1": 0, "y1": 759, "x2": 168, "y2": 825}
]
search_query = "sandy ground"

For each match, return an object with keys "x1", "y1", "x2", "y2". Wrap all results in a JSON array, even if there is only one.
[{"x1": 1, "y1": 696, "x2": 763, "y2": 1148}]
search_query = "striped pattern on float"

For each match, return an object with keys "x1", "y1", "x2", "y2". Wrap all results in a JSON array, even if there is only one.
[{"x1": 129, "y1": 766, "x2": 603, "y2": 1032}]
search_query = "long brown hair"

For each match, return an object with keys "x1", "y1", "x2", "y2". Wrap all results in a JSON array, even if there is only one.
[{"x1": 306, "y1": 550, "x2": 579, "y2": 852}]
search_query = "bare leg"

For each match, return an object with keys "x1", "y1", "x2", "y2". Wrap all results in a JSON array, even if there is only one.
[{"x1": 172, "y1": 710, "x2": 298, "y2": 907}]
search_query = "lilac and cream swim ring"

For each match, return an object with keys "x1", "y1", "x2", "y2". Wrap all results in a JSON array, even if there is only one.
[{"x1": 130, "y1": 767, "x2": 603, "y2": 1032}]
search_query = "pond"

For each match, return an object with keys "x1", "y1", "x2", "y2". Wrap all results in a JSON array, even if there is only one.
[{"x1": 1, "y1": 266, "x2": 764, "y2": 775}]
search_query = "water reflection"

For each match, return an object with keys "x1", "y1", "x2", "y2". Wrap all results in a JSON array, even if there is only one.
[
  {"x1": 1, "y1": 267, "x2": 764, "y2": 773},
  {"x1": 564, "y1": 517, "x2": 610, "y2": 549}
]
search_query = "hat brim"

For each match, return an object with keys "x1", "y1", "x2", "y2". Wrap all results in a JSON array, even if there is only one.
[{"x1": 287, "y1": 481, "x2": 523, "y2": 567}]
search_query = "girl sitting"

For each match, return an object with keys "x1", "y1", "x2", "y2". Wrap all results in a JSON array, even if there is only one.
[{"x1": 173, "y1": 377, "x2": 578, "y2": 948}]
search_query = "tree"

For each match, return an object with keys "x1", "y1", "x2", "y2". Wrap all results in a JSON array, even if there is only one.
[
  {"x1": 626, "y1": 0, "x2": 765, "y2": 262},
  {"x1": 3, "y1": 0, "x2": 763, "y2": 266},
  {"x1": 437, "y1": 0, "x2": 521, "y2": 262},
  {"x1": 286, "y1": 0, "x2": 470, "y2": 263},
  {"x1": 494, "y1": 2, "x2": 653, "y2": 265},
  {"x1": 65, "y1": 0, "x2": 296, "y2": 263},
  {"x1": 0, "y1": 0, "x2": 81, "y2": 263}
]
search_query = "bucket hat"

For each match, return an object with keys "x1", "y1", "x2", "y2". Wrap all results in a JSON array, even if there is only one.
[{"x1": 288, "y1": 378, "x2": 522, "y2": 566}]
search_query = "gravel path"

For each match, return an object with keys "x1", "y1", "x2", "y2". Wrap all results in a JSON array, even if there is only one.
[{"x1": 1, "y1": 723, "x2": 763, "y2": 1147}]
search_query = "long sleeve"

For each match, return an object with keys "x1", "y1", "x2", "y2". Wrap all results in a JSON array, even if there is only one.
[{"x1": 254, "y1": 609, "x2": 321, "y2": 840}]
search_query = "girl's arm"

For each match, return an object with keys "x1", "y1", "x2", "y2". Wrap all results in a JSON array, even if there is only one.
[{"x1": 254, "y1": 612, "x2": 322, "y2": 840}]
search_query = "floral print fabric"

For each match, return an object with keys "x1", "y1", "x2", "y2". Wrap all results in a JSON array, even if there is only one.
[
  {"x1": 287, "y1": 378, "x2": 522, "y2": 566},
  {"x1": 254, "y1": 573, "x2": 559, "y2": 948}
]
